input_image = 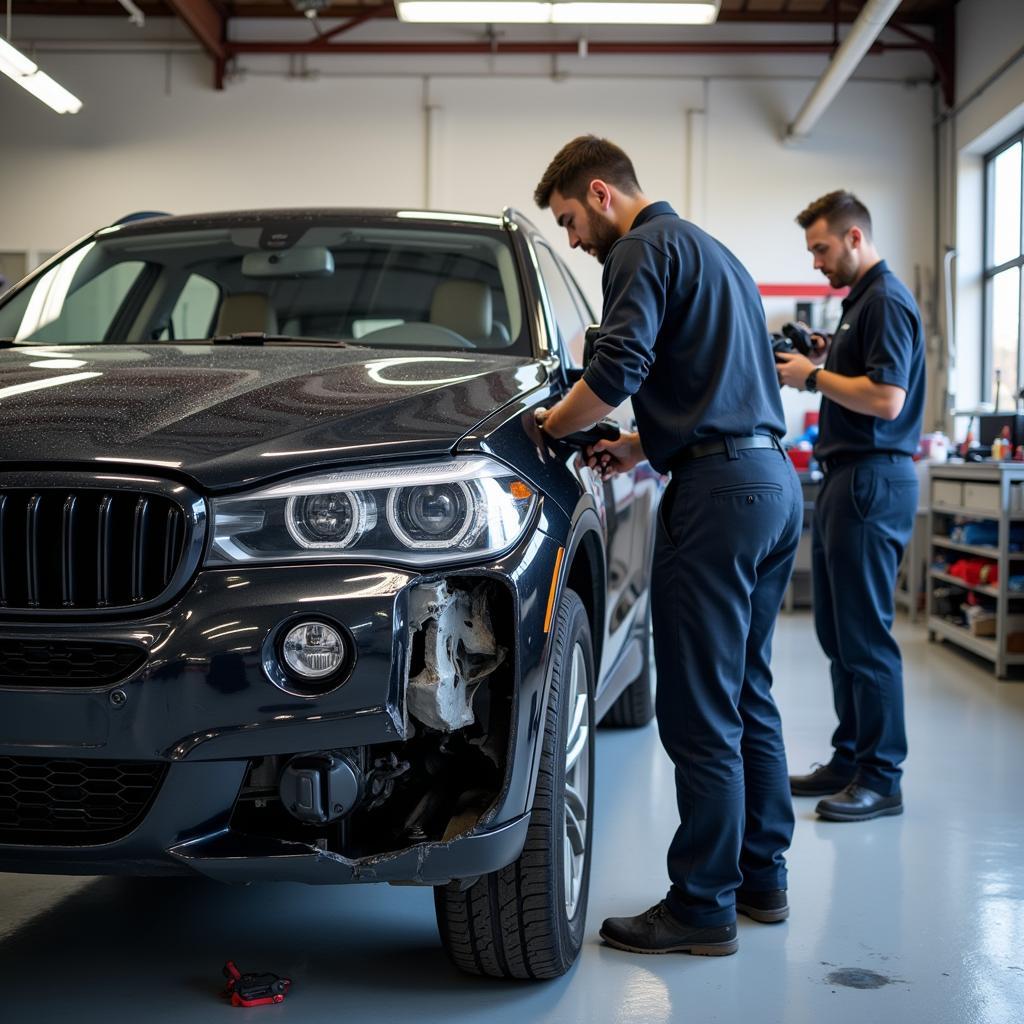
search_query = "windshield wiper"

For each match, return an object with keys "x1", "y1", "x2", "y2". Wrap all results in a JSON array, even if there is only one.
[{"x1": 207, "y1": 333, "x2": 352, "y2": 348}]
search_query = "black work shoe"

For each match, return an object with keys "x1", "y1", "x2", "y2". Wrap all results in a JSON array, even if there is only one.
[
  {"x1": 789, "y1": 762, "x2": 854, "y2": 796},
  {"x1": 600, "y1": 901, "x2": 738, "y2": 956},
  {"x1": 815, "y1": 783, "x2": 903, "y2": 822},
  {"x1": 735, "y1": 888, "x2": 789, "y2": 923}
]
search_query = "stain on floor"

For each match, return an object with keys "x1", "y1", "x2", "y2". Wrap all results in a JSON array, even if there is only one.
[{"x1": 825, "y1": 968, "x2": 900, "y2": 990}]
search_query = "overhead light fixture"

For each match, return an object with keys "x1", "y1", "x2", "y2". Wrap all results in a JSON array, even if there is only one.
[
  {"x1": 0, "y1": 36, "x2": 82, "y2": 114},
  {"x1": 291, "y1": 0, "x2": 333, "y2": 18},
  {"x1": 396, "y1": 0, "x2": 719, "y2": 23}
]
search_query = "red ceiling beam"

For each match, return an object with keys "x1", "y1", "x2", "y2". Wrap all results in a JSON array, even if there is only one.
[
  {"x1": 162, "y1": 0, "x2": 228, "y2": 86},
  {"x1": 226, "y1": 38, "x2": 915, "y2": 55},
  {"x1": 12, "y1": 2, "x2": 171, "y2": 13},
  {"x1": 7, "y1": 1, "x2": 943, "y2": 25},
  {"x1": 222, "y1": 3, "x2": 939, "y2": 23}
]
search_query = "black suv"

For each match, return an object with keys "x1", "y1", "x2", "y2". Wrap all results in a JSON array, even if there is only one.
[{"x1": 0, "y1": 208, "x2": 660, "y2": 979}]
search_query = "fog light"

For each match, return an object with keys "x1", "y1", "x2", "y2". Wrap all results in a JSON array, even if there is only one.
[{"x1": 282, "y1": 621, "x2": 345, "y2": 679}]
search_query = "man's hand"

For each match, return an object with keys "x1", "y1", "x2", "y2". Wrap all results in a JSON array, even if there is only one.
[
  {"x1": 585, "y1": 431, "x2": 645, "y2": 480},
  {"x1": 809, "y1": 332, "x2": 830, "y2": 365},
  {"x1": 795, "y1": 321, "x2": 830, "y2": 365},
  {"x1": 535, "y1": 381, "x2": 616, "y2": 440},
  {"x1": 776, "y1": 351, "x2": 816, "y2": 391}
]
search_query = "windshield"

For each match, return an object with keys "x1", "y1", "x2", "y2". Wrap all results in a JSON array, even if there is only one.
[{"x1": 0, "y1": 219, "x2": 528, "y2": 355}]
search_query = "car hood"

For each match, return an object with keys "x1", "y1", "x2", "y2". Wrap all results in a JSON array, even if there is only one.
[{"x1": 0, "y1": 344, "x2": 546, "y2": 489}]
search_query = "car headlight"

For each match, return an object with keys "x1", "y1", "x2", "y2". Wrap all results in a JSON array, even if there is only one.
[{"x1": 207, "y1": 457, "x2": 537, "y2": 567}]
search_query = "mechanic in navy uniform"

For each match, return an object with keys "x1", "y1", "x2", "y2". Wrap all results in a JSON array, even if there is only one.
[
  {"x1": 533, "y1": 136, "x2": 802, "y2": 955},
  {"x1": 777, "y1": 191, "x2": 924, "y2": 822}
]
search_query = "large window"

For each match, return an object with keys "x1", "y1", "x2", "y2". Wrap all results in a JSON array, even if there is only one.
[{"x1": 985, "y1": 131, "x2": 1024, "y2": 408}]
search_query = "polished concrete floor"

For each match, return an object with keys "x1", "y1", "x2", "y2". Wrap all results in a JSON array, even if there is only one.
[{"x1": 2, "y1": 613, "x2": 1023, "y2": 1023}]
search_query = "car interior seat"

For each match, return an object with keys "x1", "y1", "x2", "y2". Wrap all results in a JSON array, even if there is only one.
[
  {"x1": 429, "y1": 280, "x2": 509, "y2": 347},
  {"x1": 213, "y1": 293, "x2": 278, "y2": 336}
]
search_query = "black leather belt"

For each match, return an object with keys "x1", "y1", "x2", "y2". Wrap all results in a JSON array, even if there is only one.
[
  {"x1": 670, "y1": 434, "x2": 781, "y2": 468},
  {"x1": 818, "y1": 451, "x2": 909, "y2": 474}
]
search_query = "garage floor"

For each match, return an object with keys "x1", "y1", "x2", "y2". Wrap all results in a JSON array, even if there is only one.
[{"x1": 2, "y1": 612, "x2": 1023, "y2": 1024}]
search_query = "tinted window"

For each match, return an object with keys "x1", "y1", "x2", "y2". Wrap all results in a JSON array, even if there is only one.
[
  {"x1": 167, "y1": 274, "x2": 219, "y2": 340},
  {"x1": 535, "y1": 243, "x2": 587, "y2": 365},
  {"x1": 1, "y1": 248, "x2": 145, "y2": 344}
]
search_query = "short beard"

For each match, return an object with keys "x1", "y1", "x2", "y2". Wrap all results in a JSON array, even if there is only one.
[
  {"x1": 586, "y1": 207, "x2": 622, "y2": 264},
  {"x1": 830, "y1": 248, "x2": 860, "y2": 288}
]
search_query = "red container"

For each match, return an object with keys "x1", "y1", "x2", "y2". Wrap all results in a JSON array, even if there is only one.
[{"x1": 787, "y1": 448, "x2": 812, "y2": 470}]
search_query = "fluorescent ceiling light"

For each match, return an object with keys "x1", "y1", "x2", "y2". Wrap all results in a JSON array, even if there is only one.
[
  {"x1": 396, "y1": 0, "x2": 719, "y2": 23},
  {"x1": 552, "y1": 2, "x2": 717, "y2": 23},
  {"x1": 399, "y1": 2, "x2": 551, "y2": 22},
  {"x1": 0, "y1": 36, "x2": 82, "y2": 114}
]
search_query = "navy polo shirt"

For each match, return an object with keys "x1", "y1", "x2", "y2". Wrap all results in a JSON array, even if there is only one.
[
  {"x1": 815, "y1": 260, "x2": 925, "y2": 460},
  {"x1": 582, "y1": 202, "x2": 785, "y2": 474}
]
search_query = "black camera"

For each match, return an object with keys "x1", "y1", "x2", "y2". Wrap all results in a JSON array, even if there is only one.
[{"x1": 771, "y1": 322, "x2": 814, "y2": 360}]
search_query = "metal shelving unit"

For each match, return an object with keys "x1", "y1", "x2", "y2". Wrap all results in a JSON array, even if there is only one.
[{"x1": 927, "y1": 463, "x2": 1024, "y2": 679}]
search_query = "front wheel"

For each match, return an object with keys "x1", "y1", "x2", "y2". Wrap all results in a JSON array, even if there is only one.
[{"x1": 434, "y1": 588, "x2": 595, "y2": 980}]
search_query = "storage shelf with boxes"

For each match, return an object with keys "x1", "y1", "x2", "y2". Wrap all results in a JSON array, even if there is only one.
[{"x1": 927, "y1": 463, "x2": 1024, "y2": 679}]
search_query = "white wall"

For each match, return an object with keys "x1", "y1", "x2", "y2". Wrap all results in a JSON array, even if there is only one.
[
  {"x1": 0, "y1": 16, "x2": 938, "y2": 437},
  {"x1": 940, "y1": 0, "x2": 1024, "y2": 435}
]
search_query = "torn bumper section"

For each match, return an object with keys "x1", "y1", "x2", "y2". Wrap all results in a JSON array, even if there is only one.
[
  {"x1": 210, "y1": 573, "x2": 521, "y2": 882},
  {"x1": 168, "y1": 813, "x2": 531, "y2": 886},
  {"x1": 407, "y1": 579, "x2": 507, "y2": 733}
]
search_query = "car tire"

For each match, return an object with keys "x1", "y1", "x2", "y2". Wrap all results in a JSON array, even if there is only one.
[
  {"x1": 434, "y1": 588, "x2": 595, "y2": 980},
  {"x1": 601, "y1": 596, "x2": 655, "y2": 728}
]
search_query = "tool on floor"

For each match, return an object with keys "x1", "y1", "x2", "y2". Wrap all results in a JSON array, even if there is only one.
[{"x1": 222, "y1": 960, "x2": 292, "y2": 1007}]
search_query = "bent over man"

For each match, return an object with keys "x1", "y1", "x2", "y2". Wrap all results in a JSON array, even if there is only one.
[{"x1": 533, "y1": 135, "x2": 802, "y2": 955}]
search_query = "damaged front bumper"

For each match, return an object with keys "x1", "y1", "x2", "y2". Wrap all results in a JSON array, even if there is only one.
[
  {"x1": 168, "y1": 813, "x2": 531, "y2": 886},
  {"x1": 0, "y1": 507, "x2": 566, "y2": 884}
]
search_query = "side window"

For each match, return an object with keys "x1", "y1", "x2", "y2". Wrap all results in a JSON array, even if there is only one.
[
  {"x1": 561, "y1": 264, "x2": 596, "y2": 327},
  {"x1": 13, "y1": 260, "x2": 146, "y2": 343},
  {"x1": 164, "y1": 274, "x2": 219, "y2": 340},
  {"x1": 534, "y1": 243, "x2": 587, "y2": 366}
]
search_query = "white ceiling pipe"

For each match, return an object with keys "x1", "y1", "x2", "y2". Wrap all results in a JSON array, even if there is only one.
[
  {"x1": 116, "y1": 0, "x2": 146, "y2": 28},
  {"x1": 785, "y1": 0, "x2": 902, "y2": 142}
]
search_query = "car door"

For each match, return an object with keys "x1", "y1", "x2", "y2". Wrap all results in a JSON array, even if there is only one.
[
  {"x1": 554, "y1": 253, "x2": 653, "y2": 636},
  {"x1": 532, "y1": 241, "x2": 639, "y2": 678}
]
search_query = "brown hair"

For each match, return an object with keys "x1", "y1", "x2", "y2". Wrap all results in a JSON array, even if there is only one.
[
  {"x1": 534, "y1": 135, "x2": 641, "y2": 209},
  {"x1": 796, "y1": 190, "x2": 873, "y2": 240}
]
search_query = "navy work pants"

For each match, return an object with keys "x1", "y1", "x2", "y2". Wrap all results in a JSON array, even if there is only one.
[
  {"x1": 812, "y1": 454, "x2": 918, "y2": 796},
  {"x1": 651, "y1": 442, "x2": 802, "y2": 927}
]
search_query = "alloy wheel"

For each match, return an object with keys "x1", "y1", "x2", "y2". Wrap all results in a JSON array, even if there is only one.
[{"x1": 563, "y1": 640, "x2": 591, "y2": 919}]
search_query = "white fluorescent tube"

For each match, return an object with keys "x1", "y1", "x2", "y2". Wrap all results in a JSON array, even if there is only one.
[
  {"x1": 551, "y1": 2, "x2": 717, "y2": 22},
  {"x1": 398, "y1": 2, "x2": 552, "y2": 22},
  {"x1": 0, "y1": 36, "x2": 37, "y2": 75},
  {"x1": 397, "y1": 0, "x2": 719, "y2": 22},
  {"x1": 0, "y1": 36, "x2": 83, "y2": 114}
]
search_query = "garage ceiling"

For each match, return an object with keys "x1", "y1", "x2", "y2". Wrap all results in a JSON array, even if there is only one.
[
  {"x1": 10, "y1": 0, "x2": 957, "y2": 100},
  {"x1": 12, "y1": 0, "x2": 955, "y2": 23}
]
